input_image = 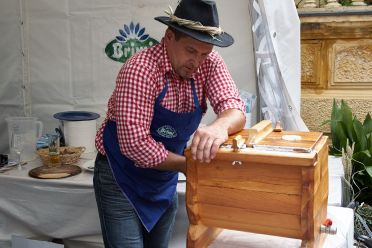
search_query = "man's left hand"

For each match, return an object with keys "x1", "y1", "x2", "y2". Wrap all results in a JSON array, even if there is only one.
[
  {"x1": 189, "y1": 109, "x2": 246, "y2": 163},
  {"x1": 190, "y1": 125, "x2": 228, "y2": 163}
]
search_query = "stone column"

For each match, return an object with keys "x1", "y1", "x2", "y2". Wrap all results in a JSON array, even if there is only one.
[
  {"x1": 325, "y1": 0, "x2": 341, "y2": 7},
  {"x1": 351, "y1": 0, "x2": 367, "y2": 6},
  {"x1": 302, "y1": 0, "x2": 317, "y2": 8}
]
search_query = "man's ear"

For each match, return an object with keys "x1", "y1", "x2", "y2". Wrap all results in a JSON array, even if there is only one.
[{"x1": 165, "y1": 28, "x2": 174, "y2": 41}]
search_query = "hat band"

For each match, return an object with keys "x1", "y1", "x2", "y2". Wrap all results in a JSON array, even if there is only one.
[{"x1": 165, "y1": 6, "x2": 224, "y2": 40}]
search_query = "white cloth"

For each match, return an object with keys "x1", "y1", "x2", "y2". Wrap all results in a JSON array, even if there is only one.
[
  {"x1": 0, "y1": 0, "x2": 256, "y2": 154},
  {"x1": 0, "y1": 156, "x2": 103, "y2": 248},
  {"x1": 0, "y1": 155, "x2": 353, "y2": 248},
  {"x1": 328, "y1": 156, "x2": 345, "y2": 207}
]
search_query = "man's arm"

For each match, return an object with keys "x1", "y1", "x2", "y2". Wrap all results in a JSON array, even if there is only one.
[
  {"x1": 154, "y1": 152, "x2": 187, "y2": 174},
  {"x1": 155, "y1": 109, "x2": 245, "y2": 174},
  {"x1": 190, "y1": 109, "x2": 245, "y2": 163}
]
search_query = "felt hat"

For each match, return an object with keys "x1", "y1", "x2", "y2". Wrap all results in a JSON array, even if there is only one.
[{"x1": 155, "y1": 0, "x2": 234, "y2": 47}]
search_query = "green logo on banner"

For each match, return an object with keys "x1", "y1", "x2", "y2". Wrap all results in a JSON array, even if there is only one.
[{"x1": 105, "y1": 22, "x2": 159, "y2": 63}]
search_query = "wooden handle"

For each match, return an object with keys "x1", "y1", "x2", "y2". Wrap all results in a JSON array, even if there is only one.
[
  {"x1": 273, "y1": 121, "x2": 283, "y2": 132},
  {"x1": 232, "y1": 135, "x2": 246, "y2": 151},
  {"x1": 221, "y1": 120, "x2": 274, "y2": 148},
  {"x1": 247, "y1": 120, "x2": 273, "y2": 146}
]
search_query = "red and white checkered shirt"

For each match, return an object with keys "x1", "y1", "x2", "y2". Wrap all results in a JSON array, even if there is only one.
[{"x1": 95, "y1": 39, "x2": 244, "y2": 168}]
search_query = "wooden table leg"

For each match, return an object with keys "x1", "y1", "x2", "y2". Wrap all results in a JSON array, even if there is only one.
[{"x1": 187, "y1": 224, "x2": 222, "y2": 248}]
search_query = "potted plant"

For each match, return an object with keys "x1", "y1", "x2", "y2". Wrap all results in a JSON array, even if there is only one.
[
  {"x1": 327, "y1": 99, "x2": 372, "y2": 204},
  {"x1": 326, "y1": 99, "x2": 372, "y2": 239}
]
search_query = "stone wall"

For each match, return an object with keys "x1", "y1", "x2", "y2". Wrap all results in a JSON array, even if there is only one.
[{"x1": 299, "y1": 9, "x2": 372, "y2": 132}]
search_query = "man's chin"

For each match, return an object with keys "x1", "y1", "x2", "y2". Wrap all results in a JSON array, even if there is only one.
[{"x1": 178, "y1": 73, "x2": 192, "y2": 80}]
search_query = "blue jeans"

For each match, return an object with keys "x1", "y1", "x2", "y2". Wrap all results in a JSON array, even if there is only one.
[{"x1": 93, "y1": 153, "x2": 178, "y2": 248}]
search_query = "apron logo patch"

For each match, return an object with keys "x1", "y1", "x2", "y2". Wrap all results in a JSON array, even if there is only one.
[{"x1": 157, "y1": 125, "x2": 177, "y2": 138}]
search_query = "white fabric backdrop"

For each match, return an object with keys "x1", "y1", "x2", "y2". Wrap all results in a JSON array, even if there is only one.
[{"x1": 0, "y1": 0, "x2": 300, "y2": 153}]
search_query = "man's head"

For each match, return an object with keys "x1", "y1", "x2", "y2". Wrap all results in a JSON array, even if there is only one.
[
  {"x1": 164, "y1": 27, "x2": 213, "y2": 79},
  {"x1": 155, "y1": 0, "x2": 233, "y2": 79},
  {"x1": 155, "y1": 0, "x2": 233, "y2": 48}
]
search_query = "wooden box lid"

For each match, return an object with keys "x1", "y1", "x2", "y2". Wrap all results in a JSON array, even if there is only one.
[
  {"x1": 253, "y1": 130, "x2": 323, "y2": 153},
  {"x1": 225, "y1": 120, "x2": 323, "y2": 153}
]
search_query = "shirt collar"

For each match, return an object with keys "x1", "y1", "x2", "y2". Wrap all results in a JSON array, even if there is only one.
[{"x1": 160, "y1": 39, "x2": 173, "y2": 76}]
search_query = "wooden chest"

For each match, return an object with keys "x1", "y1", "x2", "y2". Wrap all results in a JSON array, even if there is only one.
[{"x1": 185, "y1": 121, "x2": 329, "y2": 248}]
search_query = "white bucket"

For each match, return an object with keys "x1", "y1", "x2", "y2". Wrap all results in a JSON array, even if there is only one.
[
  {"x1": 54, "y1": 111, "x2": 100, "y2": 154},
  {"x1": 62, "y1": 120, "x2": 97, "y2": 153}
]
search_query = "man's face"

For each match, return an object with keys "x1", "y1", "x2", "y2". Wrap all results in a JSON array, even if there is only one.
[{"x1": 165, "y1": 29, "x2": 213, "y2": 79}]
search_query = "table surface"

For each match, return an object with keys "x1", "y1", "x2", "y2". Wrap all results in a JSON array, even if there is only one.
[
  {"x1": 0, "y1": 154, "x2": 350, "y2": 248},
  {"x1": 0, "y1": 154, "x2": 102, "y2": 248}
]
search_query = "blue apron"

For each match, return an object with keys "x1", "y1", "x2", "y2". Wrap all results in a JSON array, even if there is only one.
[{"x1": 103, "y1": 78, "x2": 202, "y2": 231}]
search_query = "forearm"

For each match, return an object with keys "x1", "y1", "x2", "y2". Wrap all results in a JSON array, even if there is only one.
[
  {"x1": 154, "y1": 152, "x2": 186, "y2": 174},
  {"x1": 210, "y1": 109, "x2": 245, "y2": 135}
]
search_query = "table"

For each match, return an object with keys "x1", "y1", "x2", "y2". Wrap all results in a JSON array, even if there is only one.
[
  {"x1": 0, "y1": 156, "x2": 352, "y2": 248},
  {"x1": 0, "y1": 155, "x2": 103, "y2": 248}
]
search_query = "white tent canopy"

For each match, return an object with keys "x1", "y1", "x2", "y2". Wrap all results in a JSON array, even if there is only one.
[{"x1": 0, "y1": 0, "x2": 300, "y2": 154}]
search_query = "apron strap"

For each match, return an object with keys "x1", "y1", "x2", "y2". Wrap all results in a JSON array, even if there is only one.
[{"x1": 155, "y1": 78, "x2": 201, "y2": 110}]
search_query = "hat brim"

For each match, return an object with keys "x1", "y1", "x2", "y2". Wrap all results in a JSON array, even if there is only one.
[{"x1": 155, "y1": 16, "x2": 234, "y2": 47}]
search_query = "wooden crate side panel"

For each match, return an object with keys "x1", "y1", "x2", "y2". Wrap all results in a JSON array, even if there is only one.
[
  {"x1": 186, "y1": 157, "x2": 201, "y2": 225},
  {"x1": 197, "y1": 161, "x2": 302, "y2": 195},
  {"x1": 199, "y1": 204, "x2": 301, "y2": 233},
  {"x1": 300, "y1": 167, "x2": 315, "y2": 240},
  {"x1": 198, "y1": 185, "x2": 301, "y2": 215},
  {"x1": 300, "y1": 137, "x2": 328, "y2": 242},
  {"x1": 313, "y1": 159, "x2": 329, "y2": 219},
  {"x1": 312, "y1": 141, "x2": 329, "y2": 244}
]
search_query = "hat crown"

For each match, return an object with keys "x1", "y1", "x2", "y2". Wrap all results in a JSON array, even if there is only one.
[
  {"x1": 154, "y1": 0, "x2": 234, "y2": 47},
  {"x1": 174, "y1": 0, "x2": 219, "y2": 28}
]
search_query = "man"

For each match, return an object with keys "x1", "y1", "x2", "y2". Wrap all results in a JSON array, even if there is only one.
[{"x1": 93, "y1": 0, "x2": 245, "y2": 247}]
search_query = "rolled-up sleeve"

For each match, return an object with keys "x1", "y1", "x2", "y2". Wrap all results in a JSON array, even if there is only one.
[
  {"x1": 205, "y1": 56, "x2": 245, "y2": 115},
  {"x1": 114, "y1": 62, "x2": 168, "y2": 168}
]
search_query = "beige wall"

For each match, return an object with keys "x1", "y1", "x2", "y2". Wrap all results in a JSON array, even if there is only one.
[{"x1": 299, "y1": 10, "x2": 372, "y2": 132}]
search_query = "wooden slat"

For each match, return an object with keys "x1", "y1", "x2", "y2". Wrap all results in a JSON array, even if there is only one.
[
  {"x1": 196, "y1": 162, "x2": 302, "y2": 195},
  {"x1": 199, "y1": 179, "x2": 301, "y2": 195},
  {"x1": 214, "y1": 150, "x2": 317, "y2": 167},
  {"x1": 198, "y1": 185, "x2": 301, "y2": 215},
  {"x1": 199, "y1": 204, "x2": 301, "y2": 231},
  {"x1": 313, "y1": 170, "x2": 328, "y2": 219},
  {"x1": 300, "y1": 167, "x2": 314, "y2": 240},
  {"x1": 255, "y1": 131, "x2": 323, "y2": 151},
  {"x1": 202, "y1": 218, "x2": 302, "y2": 240},
  {"x1": 311, "y1": 141, "x2": 329, "y2": 245},
  {"x1": 197, "y1": 160, "x2": 302, "y2": 180},
  {"x1": 186, "y1": 158, "x2": 200, "y2": 225}
]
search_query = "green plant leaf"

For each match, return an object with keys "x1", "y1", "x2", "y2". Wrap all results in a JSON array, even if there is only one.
[
  {"x1": 354, "y1": 118, "x2": 367, "y2": 152},
  {"x1": 353, "y1": 150, "x2": 371, "y2": 170},
  {"x1": 363, "y1": 113, "x2": 372, "y2": 134},
  {"x1": 366, "y1": 165, "x2": 372, "y2": 179},
  {"x1": 340, "y1": 100, "x2": 355, "y2": 143},
  {"x1": 332, "y1": 121, "x2": 347, "y2": 153},
  {"x1": 368, "y1": 135, "x2": 372, "y2": 155}
]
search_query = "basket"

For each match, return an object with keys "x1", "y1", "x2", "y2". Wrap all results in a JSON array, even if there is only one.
[{"x1": 37, "y1": 146, "x2": 86, "y2": 166}]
